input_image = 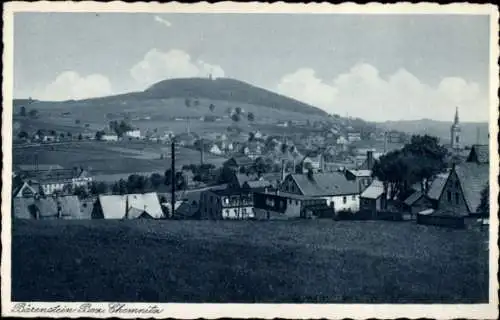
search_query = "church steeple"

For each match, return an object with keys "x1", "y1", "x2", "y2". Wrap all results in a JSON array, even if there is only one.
[
  {"x1": 450, "y1": 106, "x2": 461, "y2": 151},
  {"x1": 454, "y1": 106, "x2": 459, "y2": 125}
]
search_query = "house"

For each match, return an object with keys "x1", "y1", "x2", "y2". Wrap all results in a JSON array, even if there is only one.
[
  {"x1": 336, "y1": 136, "x2": 348, "y2": 145},
  {"x1": 124, "y1": 129, "x2": 141, "y2": 139},
  {"x1": 93, "y1": 193, "x2": 164, "y2": 219},
  {"x1": 12, "y1": 195, "x2": 83, "y2": 220},
  {"x1": 403, "y1": 191, "x2": 433, "y2": 216},
  {"x1": 101, "y1": 132, "x2": 118, "y2": 141},
  {"x1": 242, "y1": 142, "x2": 263, "y2": 160},
  {"x1": 224, "y1": 156, "x2": 254, "y2": 172},
  {"x1": 200, "y1": 188, "x2": 254, "y2": 220},
  {"x1": 279, "y1": 172, "x2": 360, "y2": 212},
  {"x1": 345, "y1": 169, "x2": 373, "y2": 192},
  {"x1": 359, "y1": 180, "x2": 386, "y2": 217},
  {"x1": 302, "y1": 155, "x2": 323, "y2": 173},
  {"x1": 18, "y1": 167, "x2": 92, "y2": 195},
  {"x1": 42, "y1": 135, "x2": 58, "y2": 143},
  {"x1": 12, "y1": 180, "x2": 38, "y2": 198},
  {"x1": 209, "y1": 143, "x2": 224, "y2": 156},
  {"x1": 466, "y1": 144, "x2": 489, "y2": 164},
  {"x1": 347, "y1": 132, "x2": 362, "y2": 142}
]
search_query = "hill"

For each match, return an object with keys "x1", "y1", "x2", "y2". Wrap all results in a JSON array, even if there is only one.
[
  {"x1": 13, "y1": 77, "x2": 334, "y2": 137},
  {"x1": 15, "y1": 77, "x2": 327, "y2": 117},
  {"x1": 378, "y1": 119, "x2": 489, "y2": 146}
]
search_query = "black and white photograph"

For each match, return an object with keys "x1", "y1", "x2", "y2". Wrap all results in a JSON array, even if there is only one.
[{"x1": 2, "y1": 2, "x2": 498, "y2": 319}]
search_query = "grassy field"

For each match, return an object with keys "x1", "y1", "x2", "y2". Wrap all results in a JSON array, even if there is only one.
[
  {"x1": 13, "y1": 140, "x2": 227, "y2": 174},
  {"x1": 11, "y1": 220, "x2": 488, "y2": 303}
]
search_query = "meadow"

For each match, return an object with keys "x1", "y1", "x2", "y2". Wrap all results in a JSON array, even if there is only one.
[
  {"x1": 13, "y1": 140, "x2": 227, "y2": 174},
  {"x1": 11, "y1": 219, "x2": 489, "y2": 303}
]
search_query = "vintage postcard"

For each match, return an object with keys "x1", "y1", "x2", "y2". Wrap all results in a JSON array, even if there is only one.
[{"x1": 2, "y1": 1, "x2": 499, "y2": 319}]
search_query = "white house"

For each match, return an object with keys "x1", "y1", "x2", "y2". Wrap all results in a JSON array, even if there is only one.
[
  {"x1": 125, "y1": 129, "x2": 141, "y2": 139},
  {"x1": 200, "y1": 189, "x2": 254, "y2": 220},
  {"x1": 279, "y1": 172, "x2": 360, "y2": 212},
  {"x1": 101, "y1": 133, "x2": 118, "y2": 141},
  {"x1": 209, "y1": 144, "x2": 224, "y2": 156}
]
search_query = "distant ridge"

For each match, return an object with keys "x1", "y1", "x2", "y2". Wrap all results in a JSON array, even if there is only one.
[{"x1": 35, "y1": 77, "x2": 327, "y2": 117}]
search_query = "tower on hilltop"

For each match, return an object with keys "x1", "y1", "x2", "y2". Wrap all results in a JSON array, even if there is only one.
[{"x1": 450, "y1": 106, "x2": 461, "y2": 151}]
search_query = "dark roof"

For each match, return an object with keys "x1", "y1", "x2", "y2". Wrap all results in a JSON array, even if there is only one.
[
  {"x1": 467, "y1": 144, "x2": 489, "y2": 164},
  {"x1": 243, "y1": 180, "x2": 273, "y2": 189},
  {"x1": 227, "y1": 155, "x2": 254, "y2": 167},
  {"x1": 403, "y1": 191, "x2": 423, "y2": 206},
  {"x1": 427, "y1": 173, "x2": 450, "y2": 200},
  {"x1": 235, "y1": 173, "x2": 258, "y2": 187},
  {"x1": 455, "y1": 163, "x2": 489, "y2": 213},
  {"x1": 290, "y1": 173, "x2": 359, "y2": 197},
  {"x1": 12, "y1": 196, "x2": 81, "y2": 219}
]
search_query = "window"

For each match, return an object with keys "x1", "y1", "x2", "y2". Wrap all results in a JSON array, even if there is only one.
[
  {"x1": 456, "y1": 136, "x2": 459, "y2": 143},
  {"x1": 455, "y1": 181, "x2": 460, "y2": 189},
  {"x1": 352, "y1": 195, "x2": 356, "y2": 200},
  {"x1": 295, "y1": 200, "x2": 299, "y2": 205},
  {"x1": 343, "y1": 196, "x2": 347, "y2": 204},
  {"x1": 447, "y1": 191, "x2": 452, "y2": 203},
  {"x1": 242, "y1": 208, "x2": 247, "y2": 214},
  {"x1": 455, "y1": 192, "x2": 459, "y2": 205}
]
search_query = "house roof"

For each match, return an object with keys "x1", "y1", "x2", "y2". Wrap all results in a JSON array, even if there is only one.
[
  {"x1": 243, "y1": 179, "x2": 273, "y2": 190},
  {"x1": 455, "y1": 163, "x2": 489, "y2": 213},
  {"x1": 98, "y1": 193, "x2": 163, "y2": 219},
  {"x1": 347, "y1": 169, "x2": 372, "y2": 177},
  {"x1": 235, "y1": 173, "x2": 259, "y2": 187},
  {"x1": 12, "y1": 196, "x2": 82, "y2": 219},
  {"x1": 228, "y1": 155, "x2": 254, "y2": 167},
  {"x1": 12, "y1": 182, "x2": 38, "y2": 198},
  {"x1": 290, "y1": 172, "x2": 359, "y2": 197},
  {"x1": 403, "y1": 191, "x2": 423, "y2": 206},
  {"x1": 360, "y1": 180, "x2": 385, "y2": 199},
  {"x1": 426, "y1": 173, "x2": 450, "y2": 200},
  {"x1": 467, "y1": 144, "x2": 489, "y2": 164}
]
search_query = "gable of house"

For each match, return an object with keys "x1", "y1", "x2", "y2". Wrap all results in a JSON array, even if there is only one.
[
  {"x1": 436, "y1": 169, "x2": 469, "y2": 216},
  {"x1": 454, "y1": 163, "x2": 489, "y2": 214},
  {"x1": 279, "y1": 174, "x2": 303, "y2": 195}
]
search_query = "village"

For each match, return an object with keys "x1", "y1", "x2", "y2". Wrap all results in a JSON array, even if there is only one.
[{"x1": 11, "y1": 106, "x2": 490, "y2": 229}]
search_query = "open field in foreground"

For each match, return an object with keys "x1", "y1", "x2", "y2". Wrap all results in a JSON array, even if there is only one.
[{"x1": 12, "y1": 220, "x2": 488, "y2": 303}]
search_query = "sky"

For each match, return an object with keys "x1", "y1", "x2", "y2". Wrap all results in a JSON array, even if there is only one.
[{"x1": 13, "y1": 12, "x2": 491, "y2": 122}]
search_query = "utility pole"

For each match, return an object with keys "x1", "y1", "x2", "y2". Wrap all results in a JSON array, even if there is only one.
[{"x1": 171, "y1": 138, "x2": 176, "y2": 218}]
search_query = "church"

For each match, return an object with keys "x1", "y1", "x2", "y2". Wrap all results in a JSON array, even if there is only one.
[{"x1": 450, "y1": 106, "x2": 461, "y2": 153}]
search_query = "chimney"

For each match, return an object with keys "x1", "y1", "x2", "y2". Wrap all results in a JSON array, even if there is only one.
[
  {"x1": 280, "y1": 159, "x2": 286, "y2": 182},
  {"x1": 367, "y1": 150, "x2": 374, "y2": 170}
]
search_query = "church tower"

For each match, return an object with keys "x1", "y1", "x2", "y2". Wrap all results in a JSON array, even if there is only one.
[{"x1": 450, "y1": 106, "x2": 461, "y2": 151}]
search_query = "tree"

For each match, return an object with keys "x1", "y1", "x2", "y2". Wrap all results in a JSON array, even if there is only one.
[
  {"x1": 150, "y1": 173, "x2": 163, "y2": 189},
  {"x1": 209, "y1": 104, "x2": 215, "y2": 112},
  {"x1": 62, "y1": 184, "x2": 74, "y2": 195},
  {"x1": 28, "y1": 109, "x2": 38, "y2": 118},
  {"x1": 175, "y1": 171, "x2": 187, "y2": 190},
  {"x1": 95, "y1": 130, "x2": 105, "y2": 141},
  {"x1": 75, "y1": 119, "x2": 81, "y2": 125},
  {"x1": 478, "y1": 184, "x2": 489, "y2": 218},
  {"x1": 66, "y1": 132, "x2": 72, "y2": 138},
  {"x1": 372, "y1": 134, "x2": 447, "y2": 208},
  {"x1": 85, "y1": 124, "x2": 90, "y2": 128},
  {"x1": 78, "y1": 133, "x2": 83, "y2": 141},
  {"x1": 117, "y1": 179, "x2": 127, "y2": 195},
  {"x1": 127, "y1": 174, "x2": 146, "y2": 193},
  {"x1": 247, "y1": 112, "x2": 255, "y2": 122},
  {"x1": 90, "y1": 181, "x2": 108, "y2": 195},
  {"x1": 17, "y1": 131, "x2": 29, "y2": 140},
  {"x1": 73, "y1": 186, "x2": 88, "y2": 199},
  {"x1": 164, "y1": 169, "x2": 173, "y2": 185},
  {"x1": 20, "y1": 106, "x2": 27, "y2": 117},
  {"x1": 60, "y1": 132, "x2": 65, "y2": 140},
  {"x1": 231, "y1": 113, "x2": 241, "y2": 123},
  {"x1": 235, "y1": 107, "x2": 242, "y2": 115}
]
